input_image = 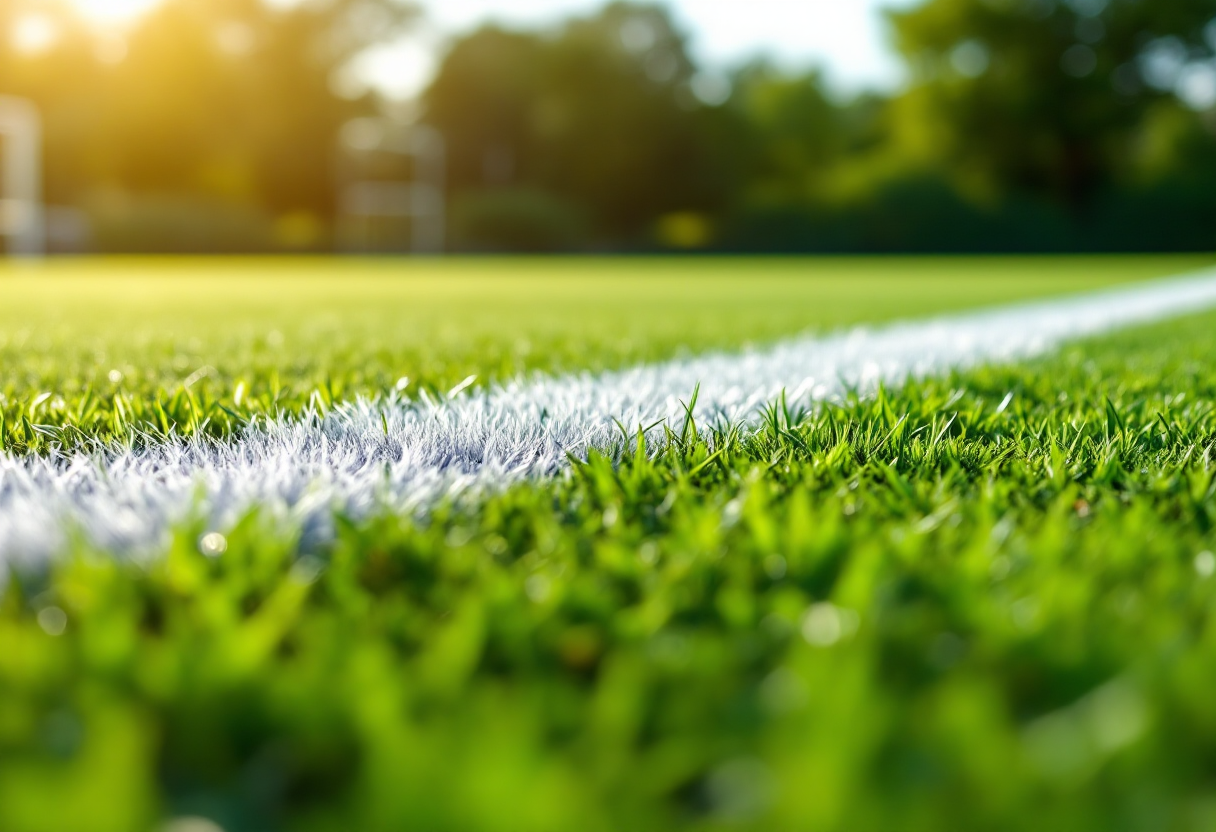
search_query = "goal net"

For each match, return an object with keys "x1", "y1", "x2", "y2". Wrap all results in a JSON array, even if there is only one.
[{"x1": 0, "y1": 96, "x2": 44, "y2": 257}]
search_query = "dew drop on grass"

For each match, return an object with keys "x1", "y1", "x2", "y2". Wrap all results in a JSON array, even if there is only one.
[
  {"x1": 802, "y1": 603, "x2": 859, "y2": 647},
  {"x1": 525, "y1": 574, "x2": 551, "y2": 603},
  {"x1": 445, "y1": 526, "x2": 474, "y2": 548},
  {"x1": 199, "y1": 532, "x2": 228, "y2": 558},
  {"x1": 721, "y1": 498, "x2": 743, "y2": 528},
  {"x1": 1195, "y1": 551, "x2": 1216, "y2": 578},
  {"x1": 602, "y1": 504, "x2": 619, "y2": 529},
  {"x1": 37, "y1": 606, "x2": 68, "y2": 636},
  {"x1": 160, "y1": 819, "x2": 226, "y2": 832},
  {"x1": 638, "y1": 541, "x2": 658, "y2": 565},
  {"x1": 290, "y1": 556, "x2": 325, "y2": 586},
  {"x1": 1086, "y1": 680, "x2": 1149, "y2": 754}
]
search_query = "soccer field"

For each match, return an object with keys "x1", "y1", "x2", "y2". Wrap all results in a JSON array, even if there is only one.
[
  {"x1": 3, "y1": 255, "x2": 1216, "y2": 831},
  {"x1": 1, "y1": 255, "x2": 1204, "y2": 451}
]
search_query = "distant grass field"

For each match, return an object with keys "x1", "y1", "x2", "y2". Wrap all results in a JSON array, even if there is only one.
[
  {"x1": 2, "y1": 255, "x2": 1216, "y2": 832},
  {"x1": 0, "y1": 254, "x2": 1206, "y2": 452}
]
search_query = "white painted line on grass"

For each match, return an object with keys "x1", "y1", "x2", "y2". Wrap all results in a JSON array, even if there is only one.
[{"x1": 3, "y1": 269, "x2": 1216, "y2": 565}]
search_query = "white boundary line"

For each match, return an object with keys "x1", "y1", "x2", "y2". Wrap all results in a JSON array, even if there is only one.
[{"x1": 3, "y1": 268, "x2": 1216, "y2": 565}]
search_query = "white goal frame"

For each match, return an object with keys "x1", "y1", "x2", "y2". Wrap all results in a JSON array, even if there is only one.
[
  {"x1": 339, "y1": 124, "x2": 445, "y2": 255},
  {"x1": 0, "y1": 96, "x2": 45, "y2": 257}
]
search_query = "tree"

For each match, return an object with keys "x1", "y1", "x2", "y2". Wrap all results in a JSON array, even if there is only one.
[
  {"x1": 2, "y1": 0, "x2": 417, "y2": 247},
  {"x1": 727, "y1": 64, "x2": 886, "y2": 207},
  {"x1": 424, "y1": 2, "x2": 747, "y2": 248},
  {"x1": 887, "y1": 0, "x2": 1216, "y2": 210}
]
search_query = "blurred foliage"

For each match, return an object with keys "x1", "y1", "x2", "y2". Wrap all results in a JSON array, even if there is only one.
[
  {"x1": 428, "y1": 0, "x2": 1216, "y2": 252},
  {"x1": 5, "y1": 309, "x2": 1216, "y2": 830},
  {"x1": 424, "y1": 7, "x2": 743, "y2": 248},
  {"x1": 2, "y1": 0, "x2": 1216, "y2": 251},
  {"x1": 450, "y1": 189, "x2": 590, "y2": 252},
  {"x1": 885, "y1": 0, "x2": 1216, "y2": 209},
  {"x1": 0, "y1": 0, "x2": 416, "y2": 252}
]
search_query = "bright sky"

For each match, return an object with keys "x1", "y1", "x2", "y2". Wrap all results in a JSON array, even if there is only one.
[
  {"x1": 365, "y1": 0, "x2": 918, "y2": 98},
  {"x1": 57, "y1": 0, "x2": 917, "y2": 98},
  {"x1": 433, "y1": 0, "x2": 915, "y2": 85}
]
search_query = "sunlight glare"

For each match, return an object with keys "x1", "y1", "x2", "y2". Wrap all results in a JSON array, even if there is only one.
[
  {"x1": 68, "y1": 0, "x2": 163, "y2": 25},
  {"x1": 11, "y1": 14, "x2": 60, "y2": 53}
]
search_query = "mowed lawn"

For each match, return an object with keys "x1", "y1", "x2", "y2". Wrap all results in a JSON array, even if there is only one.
[
  {"x1": 2, "y1": 255, "x2": 1216, "y2": 832},
  {"x1": 0, "y1": 254, "x2": 1206, "y2": 451}
]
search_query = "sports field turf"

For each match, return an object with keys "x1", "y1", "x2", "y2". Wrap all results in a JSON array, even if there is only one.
[
  {"x1": 0, "y1": 255, "x2": 1204, "y2": 451},
  {"x1": 2, "y1": 255, "x2": 1216, "y2": 832}
]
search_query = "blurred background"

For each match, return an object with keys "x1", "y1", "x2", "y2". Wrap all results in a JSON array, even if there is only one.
[{"x1": 1, "y1": 0, "x2": 1215, "y2": 255}]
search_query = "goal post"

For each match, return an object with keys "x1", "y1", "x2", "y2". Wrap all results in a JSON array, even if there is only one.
[
  {"x1": 0, "y1": 95, "x2": 45, "y2": 257},
  {"x1": 405, "y1": 126, "x2": 446, "y2": 255},
  {"x1": 338, "y1": 122, "x2": 446, "y2": 255}
]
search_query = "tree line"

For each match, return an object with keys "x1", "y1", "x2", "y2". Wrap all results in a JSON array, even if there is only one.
[{"x1": 3, "y1": 0, "x2": 1215, "y2": 252}]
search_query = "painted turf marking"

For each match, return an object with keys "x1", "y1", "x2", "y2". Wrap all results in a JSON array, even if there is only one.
[{"x1": 3, "y1": 269, "x2": 1216, "y2": 565}]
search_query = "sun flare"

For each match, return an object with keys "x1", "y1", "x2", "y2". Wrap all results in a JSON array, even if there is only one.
[{"x1": 67, "y1": 0, "x2": 162, "y2": 25}]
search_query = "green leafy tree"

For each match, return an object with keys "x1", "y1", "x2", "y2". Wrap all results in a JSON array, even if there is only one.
[
  {"x1": 887, "y1": 0, "x2": 1216, "y2": 210},
  {"x1": 727, "y1": 64, "x2": 886, "y2": 206},
  {"x1": 424, "y1": 2, "x2": 747, "y2": 248}
]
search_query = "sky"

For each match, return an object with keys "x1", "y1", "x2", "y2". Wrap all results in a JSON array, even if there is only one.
[
  {"x1": 355, "y1": 0, "x2": 920, "y2": 99},
  {"x1": 59, "y1": 0, "x2": 918, "y2": 99}
]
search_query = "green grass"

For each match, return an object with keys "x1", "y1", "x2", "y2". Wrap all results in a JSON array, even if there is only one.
[
  {"x1": 0, "y1": 254, "x2": 1206, "y2": 452},
  {"x1": 3, "y1": 278, "x2": 1216, "y2": 831}
]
